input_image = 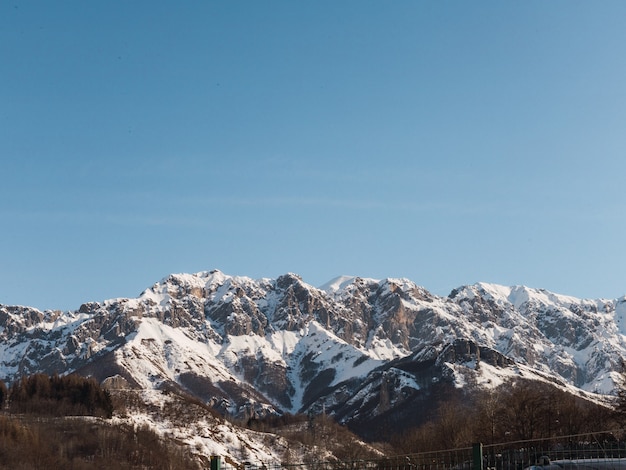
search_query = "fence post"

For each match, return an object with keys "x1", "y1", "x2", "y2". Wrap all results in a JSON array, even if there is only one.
[{"x1": 472, "y1": 443, "x2": 483, "y2": 470}]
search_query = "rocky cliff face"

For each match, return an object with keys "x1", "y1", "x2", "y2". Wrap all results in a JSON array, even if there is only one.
[{"x1": 0, "y1": 270, "x2": 624, "y2": 433}]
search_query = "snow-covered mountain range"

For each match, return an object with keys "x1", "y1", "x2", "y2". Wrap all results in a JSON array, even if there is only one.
[{"x1": 2, "y1": 270, "x2": 625, "y2": 441}]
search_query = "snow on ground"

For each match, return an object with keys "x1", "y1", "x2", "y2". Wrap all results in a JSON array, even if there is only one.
[
  {"x1": 614, "y1": 297, "x2": 626, "y2": 337},
  {"x1": 477, "y1": 282, "x2": 609, "y2": 313},
  {"x1": 298, "y1": 321, "x2": 385, "y2": 386},
  {"x1": 113, "y1": 389, "x2": 291, "y2": 466},
  {"x1": 255, "y1": 321, "x2": 389, "y2": 413},
  {"x1": 389, "y1": 367, "x2": 420, "y2": 392},
  {"x1": 319, "y1": 275, "x2": 358, "y2": 294},
  {"x1": 118, "y1": 316, "x2": 392, "y2": 415},
  {"x1": 117, "y1": 317, "x2": 234, "y2": 389},
  {"x1": 267, "y1": 330, "x2": 300, "y2": 357},
  {"x1": 366, "y1": 330, "x2": 407, "y2": 360}
]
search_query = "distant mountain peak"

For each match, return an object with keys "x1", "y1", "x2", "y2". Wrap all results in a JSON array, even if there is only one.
[{"x1": 318, "y1": 275, "x2": 359, "y2": 293}]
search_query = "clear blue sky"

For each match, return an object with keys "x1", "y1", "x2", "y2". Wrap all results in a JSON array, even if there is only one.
[{"x1": 2, "y1": 1, "x2": 626, "y2": 311}]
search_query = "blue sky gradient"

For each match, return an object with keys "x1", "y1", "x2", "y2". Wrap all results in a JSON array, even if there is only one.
[{"x1": 2, "y1": 1, "x2": 626, "y2": 310}]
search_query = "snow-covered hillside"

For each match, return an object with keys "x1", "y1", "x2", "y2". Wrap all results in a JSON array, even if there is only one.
[{"x1": 0, "y1": 270, "x2": 624, "y2": 443}]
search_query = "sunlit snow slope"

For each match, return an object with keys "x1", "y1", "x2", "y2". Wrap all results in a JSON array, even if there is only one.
[{"x1": 1, "y1": 270, "x2": 625, "y2": 430}]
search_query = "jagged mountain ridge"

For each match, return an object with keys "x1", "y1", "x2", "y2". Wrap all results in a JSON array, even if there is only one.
[{"x1": 1, "y1": 270, "x2": 625, "y2": 434}]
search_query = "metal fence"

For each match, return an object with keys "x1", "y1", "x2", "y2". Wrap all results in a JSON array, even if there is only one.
[
  {"x1": 210, "y1": 430, "x2": 626, "y2": 470},
  {"x1": 481, "y1": 431, "x2": 626, "y2": 470}
]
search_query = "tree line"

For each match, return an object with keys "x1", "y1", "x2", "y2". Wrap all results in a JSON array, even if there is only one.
[
  {"x1": 0, "y1": 414, "x2": 199, "y2": 469},
  {"x1": 391, "y1": 378, "x2": 616, "y2": 453},
  {"x1": 0, "y1": 373, "x2": 200, "y2": 469},
  {"x1": 0, "y1": 373, "x2": 113, "y2": 418}
]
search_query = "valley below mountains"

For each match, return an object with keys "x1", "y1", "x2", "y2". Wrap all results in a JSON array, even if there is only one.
[{"x1": 1, "y1": 270, "x2": 626, "y2": 462}]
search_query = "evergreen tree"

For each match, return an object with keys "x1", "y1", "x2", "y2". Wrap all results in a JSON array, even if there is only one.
[
  {"x1": 614, "y1": 359, "x2": 626, "y2": 426},
  {"x1": 7, "y1": 373, "x2": 113, "y2": 418},
  {"x1": 0, "y1": 379, "x2": 7, "y2": 408}
]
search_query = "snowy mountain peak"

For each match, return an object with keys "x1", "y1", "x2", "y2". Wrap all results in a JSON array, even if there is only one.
[
  {"x1": 1, "y1": 269, "x2": 625, "y2": 443},
  {"x1": 319, "y1": 275, "x2": 359, "y2": 294}
]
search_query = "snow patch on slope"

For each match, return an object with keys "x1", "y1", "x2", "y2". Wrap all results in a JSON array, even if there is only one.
[{"x1": 319, "y1": 276, "x2": 358, "y2": 294}]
